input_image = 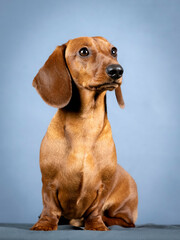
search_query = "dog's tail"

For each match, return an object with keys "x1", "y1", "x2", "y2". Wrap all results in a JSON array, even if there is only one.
[{"x1": 69, "y1": 218, "x2": 84, "y2": 227}]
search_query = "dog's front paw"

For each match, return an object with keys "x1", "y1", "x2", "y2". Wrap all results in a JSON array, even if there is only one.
[
  {"x1": 85, "y1": 222, "x2": 110, "y2": 231},
  {"x1": 30, "y1": 220, "x2": 58, "y2": 231}
]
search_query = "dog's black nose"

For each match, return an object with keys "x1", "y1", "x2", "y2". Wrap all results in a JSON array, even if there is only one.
[{"x1": 106, "y1": 64, "x2": 124, "y2": 80}]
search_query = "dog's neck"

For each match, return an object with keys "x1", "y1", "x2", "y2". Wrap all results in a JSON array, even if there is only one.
[
  {"x1": 62, "y1": 82, "x2": 107, "y2": 117},
  {"x1": 59, "y1": 86, "x2": 107, "y2": 144},
  {"x1": 77, "y1": 88, "x2": 107, "y2": 117},
  {"x1": 52, "y1": 83, "x2": 108, "y2": 147}
]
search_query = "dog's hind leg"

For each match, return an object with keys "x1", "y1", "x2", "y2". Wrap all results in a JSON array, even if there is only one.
[
  {"x1": 102, "y1": 204, "x2": 137, "y2": 228},
  {"x1": 102, "y1": 165, "x2": 138, "y2": 228}
]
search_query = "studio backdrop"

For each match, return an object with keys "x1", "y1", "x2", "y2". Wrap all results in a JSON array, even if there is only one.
[{"x1": 0, "y1": 0, "x2": 180, "y2": 225}]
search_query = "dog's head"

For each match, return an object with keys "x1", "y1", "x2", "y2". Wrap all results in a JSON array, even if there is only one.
[{"x1": 33, "y1": 36, "x2": 125, "y2": 109}]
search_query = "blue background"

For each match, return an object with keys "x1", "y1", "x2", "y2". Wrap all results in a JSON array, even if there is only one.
[{"x1": 0, "y1": 0, "x2": 180, "y2": 225}]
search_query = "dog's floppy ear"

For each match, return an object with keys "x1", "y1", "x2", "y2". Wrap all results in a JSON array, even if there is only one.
[
  {"x1": 32, "y1": 44, "x2": 72, "y2": 108},
  {"x1": 115, "y1": 85, "x2": 125, "y2": 109}
]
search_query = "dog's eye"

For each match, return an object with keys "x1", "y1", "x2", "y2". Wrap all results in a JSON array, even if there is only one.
[
  {"x1": 111, "y1": 47, "x2": 117, "y2": 57},
  {"x1": 79, "y1": 47, "x2": 89, "y2": 57}
]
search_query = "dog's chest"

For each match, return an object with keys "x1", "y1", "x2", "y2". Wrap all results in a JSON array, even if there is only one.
[
  {"x1": 64, "y1": 112, "x2": 104, "y2": 147},
  {"x1": 44, "y1": 110, "x2": 115, "y2": 218},
  {"x1": 57, "y1": 151, "x2": 101, "y2": 218}
]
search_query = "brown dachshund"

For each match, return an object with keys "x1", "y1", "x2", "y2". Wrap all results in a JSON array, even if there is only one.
[{"x1": 31, "y1": 36, "x2": 138, "y2": 231}]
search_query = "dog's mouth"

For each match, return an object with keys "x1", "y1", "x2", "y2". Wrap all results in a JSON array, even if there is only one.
[{"x1": 88, "y1": 81, "x2": 121, "y2": 91}]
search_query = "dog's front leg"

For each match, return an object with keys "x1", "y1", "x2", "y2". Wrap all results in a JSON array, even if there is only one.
[
  {"x1": 84, "y1": 186, "x2": 109, "y2": 231},
  {"x1": 30, "y1": 183, "x2": 61, "y2": 231}
]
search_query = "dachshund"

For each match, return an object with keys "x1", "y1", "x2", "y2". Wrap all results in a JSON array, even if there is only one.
[{"x1": 31, "y1": 36, "x2": 138, "y2": 231}]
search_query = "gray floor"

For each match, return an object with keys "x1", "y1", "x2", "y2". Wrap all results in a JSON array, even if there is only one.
[{"x1": 0, "y1": 223, "x2": 180, "y2": 240}]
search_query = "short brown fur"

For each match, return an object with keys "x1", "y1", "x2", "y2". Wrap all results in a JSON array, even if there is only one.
[{"x1": 31, "y1": 37, "x2": 138, "y2": 231}]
